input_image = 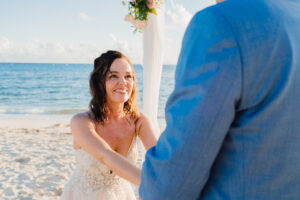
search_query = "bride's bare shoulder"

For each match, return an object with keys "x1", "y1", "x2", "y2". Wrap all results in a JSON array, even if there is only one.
[
  {"x1": 136, "y1": 112, "x2": 148, "y2": 121},
  {"x1": 135, "y1": 112, "x2": 151, "y2": 131},
  {"x1": 70, "y1": 111, "x2": 93, "y2": 127}
]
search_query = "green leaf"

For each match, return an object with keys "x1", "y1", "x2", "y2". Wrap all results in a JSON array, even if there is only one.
[
  {"x1": 122, "y1": 1, "x2": 126, "y2": 6},
  {"x1": 150, "y1": 8, "x2": 157, "y2": 15}
]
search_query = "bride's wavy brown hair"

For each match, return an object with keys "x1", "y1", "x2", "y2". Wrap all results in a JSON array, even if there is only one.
[{"x1": 89, "y1": 50, "x2": 140, "y2": 123}]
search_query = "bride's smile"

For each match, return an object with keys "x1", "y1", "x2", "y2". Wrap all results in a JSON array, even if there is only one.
[
  {"x1": 106, "y1": 58, "x2": 134, "y2": 103},
  {"x1": 114, "y1": 88, "x2": 128, "y2": 94}
]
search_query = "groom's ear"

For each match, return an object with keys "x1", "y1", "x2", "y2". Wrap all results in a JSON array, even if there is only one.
[{"x1": 216, "y1": 0, "x2": 225, "y2": 3}]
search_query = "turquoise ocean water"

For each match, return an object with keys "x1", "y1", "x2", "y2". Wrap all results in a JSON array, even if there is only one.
[{"x1": 0, "y1": 63, "x2": 175, "y2": 125}]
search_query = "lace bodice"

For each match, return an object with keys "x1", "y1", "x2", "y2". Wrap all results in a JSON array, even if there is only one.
[{"x1": 71, "y1": 136, "x2": 138, "y2": 194}]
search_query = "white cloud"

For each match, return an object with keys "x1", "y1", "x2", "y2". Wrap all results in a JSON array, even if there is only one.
[
  {"x1": 108, "y1": 34, "x2": 143, "y2": 63},
  {"x1": 0, "y1": 36, "x2": 104, "y2": 63},
  {"x1": 165, "y1": 0, "x2": 216, "y2": 29},
  {"x1": 79, "y1": 12, "x2": 91, "y2": 21},
  {"x1": 0, "y1": 36, "x2": 10, "y2": 52},
  {"x1": 109, "y1": 34, "x2": 129, "y2": 53},
  {"x1": 165, "y1": 0, "x2": 193, "y2": 28}
]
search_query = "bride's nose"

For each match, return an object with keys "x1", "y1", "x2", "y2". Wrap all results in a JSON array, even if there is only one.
[{"x1": 117, "y1": 77, "x2": 126, "y2": 85}]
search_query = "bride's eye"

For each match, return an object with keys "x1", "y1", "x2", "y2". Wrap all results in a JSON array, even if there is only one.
[
  {"x1": 125, "y1": 75, "x2": 133, "y2": 80},
  {"x1": 109, "y1": 74, "x2": 118, "y2": 79}
]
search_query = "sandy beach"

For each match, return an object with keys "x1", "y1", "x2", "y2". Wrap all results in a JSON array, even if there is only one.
[{"x1": 0, "y1": 118, "x2": 144, "y2": 200}]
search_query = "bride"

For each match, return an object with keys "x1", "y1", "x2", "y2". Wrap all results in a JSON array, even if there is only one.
[{"x1": 60, "y1": 50, "x2": 157, "y2": 199}]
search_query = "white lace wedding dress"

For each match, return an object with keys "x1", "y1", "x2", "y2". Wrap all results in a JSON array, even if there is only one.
[{"x1": 60, "y1": 135, "x2": 138, "y2": 200}]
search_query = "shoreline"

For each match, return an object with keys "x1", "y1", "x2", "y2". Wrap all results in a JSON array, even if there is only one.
[{"x1": 0, "y1": 118, "x2": 71, "y2": 129}]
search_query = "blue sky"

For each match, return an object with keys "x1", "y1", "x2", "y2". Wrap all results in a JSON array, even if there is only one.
[{"x1": 0, "y1": 0, "x2": 215, "y2": 64}]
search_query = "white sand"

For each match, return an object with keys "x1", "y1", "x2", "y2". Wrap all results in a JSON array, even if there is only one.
[
  {"x1": 0, "y1": 118, "x2": 70, "y2": 129},
  {"x1": 0, "y1": 118, "x2": 144, "y2": 200}
]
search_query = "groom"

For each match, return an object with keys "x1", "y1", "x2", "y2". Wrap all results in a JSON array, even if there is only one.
[{"x1": 139, "y1": 0, "x2": 300, "y2": 199}]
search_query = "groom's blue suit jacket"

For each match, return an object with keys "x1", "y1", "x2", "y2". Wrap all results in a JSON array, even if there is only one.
[{"x1": 139, "y1": 0, "x2": 300, "y2": 199}]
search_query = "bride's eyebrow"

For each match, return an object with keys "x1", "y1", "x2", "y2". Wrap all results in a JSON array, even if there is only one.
[
  {"x1": 109, "y1": 71, "x2": 132, "y2": 74},
  {"x1": 108, "y1": 71, "x2": 118, "y2": 74}
]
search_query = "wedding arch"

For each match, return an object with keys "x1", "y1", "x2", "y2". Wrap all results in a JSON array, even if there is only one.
[{"x1": 124, "y1": 0, "x2": 165, "y2": 137}]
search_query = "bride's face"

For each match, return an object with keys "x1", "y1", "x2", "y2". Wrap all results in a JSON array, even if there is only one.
[{"x1": 105, "y1": 58, "x2": 134, "y2": 104}]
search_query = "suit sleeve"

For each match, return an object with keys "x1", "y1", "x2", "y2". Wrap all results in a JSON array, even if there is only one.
[{"x1": 139, "y1": 6, "x2": 243, "y2": 199}]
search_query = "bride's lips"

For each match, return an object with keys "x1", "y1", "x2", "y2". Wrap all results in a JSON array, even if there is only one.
[{"x1": 114, "y1": 88, "x2": 128, "y2": 94}]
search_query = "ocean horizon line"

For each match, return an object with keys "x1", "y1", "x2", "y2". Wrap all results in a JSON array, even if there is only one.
[{"x1": 0, "y1": 62, "x2": 177, "y2": 66}]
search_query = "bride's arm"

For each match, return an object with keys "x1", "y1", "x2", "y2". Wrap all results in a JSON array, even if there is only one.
[
  {"x1": 70, "y1": 113, "x2": 141, "y2": 185},
  {"x1": 136, "y1": 113, "x2": 158, "y2": 151}
]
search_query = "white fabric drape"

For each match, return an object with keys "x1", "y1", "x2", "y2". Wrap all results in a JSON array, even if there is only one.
[{"x1": 142, "y1": 6, "x2": 164, "y2": 137}]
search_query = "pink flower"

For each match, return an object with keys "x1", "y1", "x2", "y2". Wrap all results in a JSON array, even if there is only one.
[
  {"x1": 132, "y1": 0, "x2": 136, "y2": 4},
  {"x1": 125, "y1": 15, "x2": 146, "y2": 30},
  {"x1": 124, "y1": 15, "x2": 134, "y2": 23},
  {"x1": 133, "y1": 20, "x2": 146, "y2": 29},
  {"x1": 147, "y1": 0, "x2": 154, "y2": 9}
]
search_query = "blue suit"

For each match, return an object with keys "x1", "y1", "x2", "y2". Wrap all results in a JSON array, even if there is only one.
[{"x1": 139, "y1": 0, "x2": 300, "y2": 199}]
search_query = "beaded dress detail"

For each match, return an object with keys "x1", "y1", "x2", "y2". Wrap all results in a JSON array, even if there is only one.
[{"x1": 60, "y1": 134, "x2": 138, "y2": 200}]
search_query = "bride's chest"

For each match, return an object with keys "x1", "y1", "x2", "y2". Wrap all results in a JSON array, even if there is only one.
[{"x1": 95, "y1": 122, "x2": 135, "y2": 152}]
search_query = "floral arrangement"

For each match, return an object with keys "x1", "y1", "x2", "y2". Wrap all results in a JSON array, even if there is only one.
[{"x1": 122, "y1": 0, "x2": 163, "y2": 32}]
